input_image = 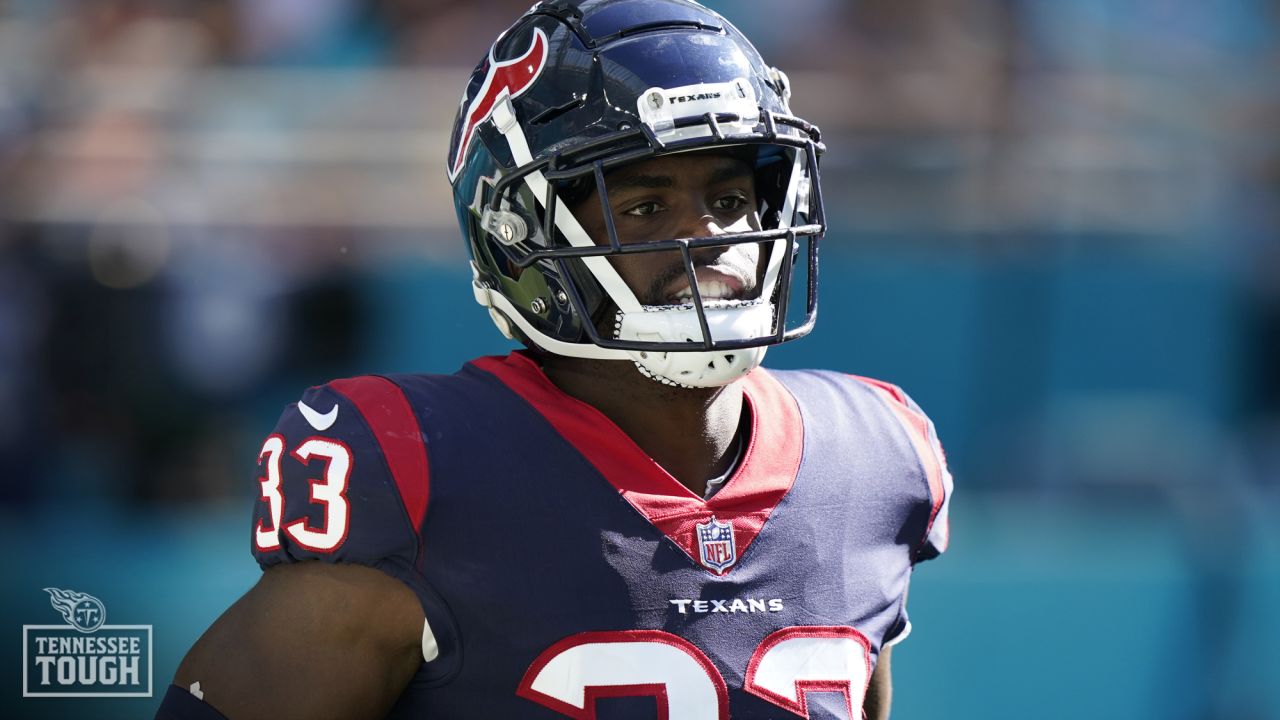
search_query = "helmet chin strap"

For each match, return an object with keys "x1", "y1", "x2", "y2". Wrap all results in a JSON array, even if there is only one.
[{"x1": 615, "y1": 300, "x2": 774, "y2": 388}]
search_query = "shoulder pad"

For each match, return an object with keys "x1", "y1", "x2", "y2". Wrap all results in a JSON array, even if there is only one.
[{"x1": 850, "y1": 375, "x2": 953, "y2": 560}]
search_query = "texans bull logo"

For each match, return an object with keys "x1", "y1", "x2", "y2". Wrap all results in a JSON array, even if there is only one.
[{"x1": 448, "y1": 28, "x2": 549, "y2": 181}]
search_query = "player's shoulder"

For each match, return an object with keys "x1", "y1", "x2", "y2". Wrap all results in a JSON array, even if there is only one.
[
  {"x1": 754, "y1": 367, "x2": 939, "y2": 486},
  {"x1": 295, "y1": 367, "x2": 470, "y2": 413},
  {"x1": 254, "y1": 373, "x2": 437, "y2": 558},
  {"x1": 761, "y1": 366, "x2": 927, "y2": 417},
  {"x1": 252, "y1": 371, "x2": 467, "y2": 674},
  {"x1": 266, "y1": 375, "x2": 415, "y2": 464},
  {"x1": 261, "y1": 360, "x2": 508, "y2": 506},
  {"x1": 254, "y1": 366, "x2": 485, "y2": 549},
  {"x1": 289, "y1": 374, "x2": 414, "y2": 431},
  {"x1": 277, "y1": 362, "x2": 496, "y2": 438},
  {"x1": 764, "y1": 366, "x2": 954, "y2": 560},
  {"x1": 761, "y1": 366, "x2": 947, "y2": 478}
]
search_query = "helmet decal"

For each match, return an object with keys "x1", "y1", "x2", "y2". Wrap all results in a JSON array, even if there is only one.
[{"x1": 448, "y1": 28, "x2": 549, "y2": 181}]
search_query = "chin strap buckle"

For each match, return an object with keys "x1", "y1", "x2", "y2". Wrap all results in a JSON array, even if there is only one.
[{"x1": 480, "y1": 206, "x2": 528, "y2": 245}]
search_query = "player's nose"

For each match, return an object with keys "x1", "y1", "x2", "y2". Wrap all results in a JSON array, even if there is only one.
[{"x1": 675, "y1": 208, "x2": 727, "y2": 240}]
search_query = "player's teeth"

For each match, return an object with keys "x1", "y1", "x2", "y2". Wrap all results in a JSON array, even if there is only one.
[
  {"x1": 700, "y1": 280, "x2": 729, "y2": 299},
  {"x1": 671, "y1": 280, "x2": 734, "y2": 302}
]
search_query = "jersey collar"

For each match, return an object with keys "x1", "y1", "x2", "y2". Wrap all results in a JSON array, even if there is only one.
[{"x1": 470, "y1": 352, "x2": 805, "y2": 575}]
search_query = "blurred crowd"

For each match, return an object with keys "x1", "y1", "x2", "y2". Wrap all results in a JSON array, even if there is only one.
[{"x1": 0, "y1": 0, "x2": 1277, "y2": 505}]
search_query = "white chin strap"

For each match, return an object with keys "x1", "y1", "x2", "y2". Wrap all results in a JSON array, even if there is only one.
[{"x1": 616, "y1": 300, "x2": 773, "y2": 388}]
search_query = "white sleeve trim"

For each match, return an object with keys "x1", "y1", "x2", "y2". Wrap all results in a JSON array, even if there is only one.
[
  {"x1": 883, "y1": 619, "x2": 913, "y2": 649},
  {"x1": 422, "y1": 616, "x2": 440, "y2": 662}
]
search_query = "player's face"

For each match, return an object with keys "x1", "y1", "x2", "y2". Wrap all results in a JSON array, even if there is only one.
[{"x1": 572, "y1": 152, "x2": 766, "y2": 307}]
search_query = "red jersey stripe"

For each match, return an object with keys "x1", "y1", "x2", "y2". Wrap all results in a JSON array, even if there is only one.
[{"x1": 330, "y1": 376, "x2": 430, "y2": 531}]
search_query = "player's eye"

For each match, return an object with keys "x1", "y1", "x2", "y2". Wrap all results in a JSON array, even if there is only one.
[
  {"x1": 712, "y1": 193, "x2": 751, "y2": 213},
  {"x1": 622, "y1": 201, "x2": 663, "y2": 217}
]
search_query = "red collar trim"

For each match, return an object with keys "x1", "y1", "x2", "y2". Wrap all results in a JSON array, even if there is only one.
[{"x1": 470, "y1": 353, "x2": 804, "y2": 575}]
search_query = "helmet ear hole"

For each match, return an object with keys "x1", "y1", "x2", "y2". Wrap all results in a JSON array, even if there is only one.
[{"x1": 484, "y1": 236, "x2": 524, "y2": 281}]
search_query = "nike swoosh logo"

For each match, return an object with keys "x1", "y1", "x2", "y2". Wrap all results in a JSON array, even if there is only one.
[{"x1": 298, "y1": 400, "x2": 339, "y2": 431}]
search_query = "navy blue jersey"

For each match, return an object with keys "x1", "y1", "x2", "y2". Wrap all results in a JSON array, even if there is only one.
[{"x1": 251, "y1": 352, "x2": 952, "y2": 719}]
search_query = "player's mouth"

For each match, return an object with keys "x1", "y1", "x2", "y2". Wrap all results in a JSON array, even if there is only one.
[{"x1": 661, "y1": 266, "x2": 752, "y2": 305}]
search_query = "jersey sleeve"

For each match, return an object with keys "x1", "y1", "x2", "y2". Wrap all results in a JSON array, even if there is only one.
[
  {"x1": 249, "y1": 375, "x2": 433, "y2": 613},
  {"x1": 852, "y1": 376, "x2": 953, "y2": 563}
]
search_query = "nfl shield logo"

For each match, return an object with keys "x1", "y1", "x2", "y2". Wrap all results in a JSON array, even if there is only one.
[{"x1": 696, "y1": 516, "x2": 737, "y2": 573}]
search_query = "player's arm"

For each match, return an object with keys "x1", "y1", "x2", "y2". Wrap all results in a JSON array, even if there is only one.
[
  {"x1": 863, "y1": 643, "x2": 892, "y2": 720},
  {"x1": 161, "y1": 377, "x2": 438, "y2": 719},
  {"x1": 169, "y1": 561, "x2": 423, "y2": 719}
]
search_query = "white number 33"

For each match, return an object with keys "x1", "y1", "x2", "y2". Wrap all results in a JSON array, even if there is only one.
[
  {"x1": 517, "y1": 626, "x2": 872, "y2": 719},
  {"x1": 253, "y1": 435, "x2": 351, "y2": 553}
]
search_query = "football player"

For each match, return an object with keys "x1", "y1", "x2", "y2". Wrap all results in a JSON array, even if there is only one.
[{"x1": 159, "y1": 1, "x2": 952, "y2": 718}]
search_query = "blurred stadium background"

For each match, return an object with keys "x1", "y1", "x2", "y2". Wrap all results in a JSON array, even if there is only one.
[{"x1": 1, "y1": 0, "x2": 1277, "y2": 718}]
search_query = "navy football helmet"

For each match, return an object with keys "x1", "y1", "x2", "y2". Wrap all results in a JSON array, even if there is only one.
[{"x1": 448, "y1": 0, "x2": 824, "y2": 387}]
